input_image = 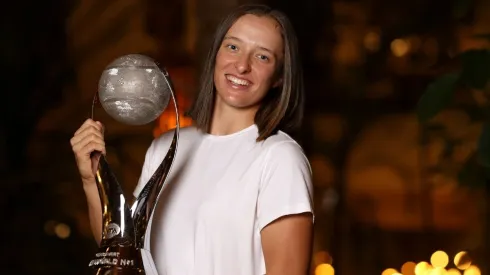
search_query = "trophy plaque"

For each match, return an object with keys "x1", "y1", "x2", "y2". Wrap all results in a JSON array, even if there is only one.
[{"x1": 87, "y1": 54, "x2": 180, "y2": 275}]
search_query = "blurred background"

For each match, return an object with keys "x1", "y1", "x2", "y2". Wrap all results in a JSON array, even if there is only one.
[{"x1": 1, "y1": 0, "x2": 490, "y2": 274}]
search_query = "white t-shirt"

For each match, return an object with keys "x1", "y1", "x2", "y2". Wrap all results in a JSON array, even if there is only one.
[{"x1": 133, "y1": 124, "x2": 314, "y2": 275}]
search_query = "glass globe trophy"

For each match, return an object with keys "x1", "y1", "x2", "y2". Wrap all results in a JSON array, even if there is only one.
[{"x1": 87, "y1": 54, "x2": 180, "y2": 275}]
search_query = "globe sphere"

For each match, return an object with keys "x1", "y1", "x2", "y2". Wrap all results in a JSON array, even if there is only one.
[{"x1": 98, "y1": 54, "x2": 171, "y2": 125}]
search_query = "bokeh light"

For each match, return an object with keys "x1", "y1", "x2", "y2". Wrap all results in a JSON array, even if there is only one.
[
  {"x1": 381, "y1": 268, "x2": 398, "y2": 275},
  {"x1": 463, "y1": 266, "x2": 480, "y2": 275},
  {"x1": 430, "y1": 251, "x2": 449, "y2": 268},
  {"x1": 454, "y1": 251, "x2": 472, "y2": 270},
  {"x1": 415, "y1": 261, "x2": 432, "y2": 275},
  {"x1": 447, "y1": 268, "x2": 462, "y2": 275},
  {"x1": 431, "y1": 267, "x2": 448, "y2": 275},
  {"x1": 364, "y1": 31, "x2": 381, "y2": 52},
  {"x1": 315, "y1": 263, "x2": 335, "y2": 275},
  {"x1": 390, "y1": 39, "x2": 411, "y2": 57},
  {"x1": 54, "y1": 223, "x2": 71, "y2": 239},
  {"x1": 401, "y1": 261, "x2": 417, "y2": 275},
  {"x1": 314, "y1": 250, "x2": 333, "y2": 265}
]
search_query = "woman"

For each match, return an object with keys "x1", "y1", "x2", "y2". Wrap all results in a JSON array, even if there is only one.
[{"x1": 71, "y1": 4, "x2": 314, "y2": 275}]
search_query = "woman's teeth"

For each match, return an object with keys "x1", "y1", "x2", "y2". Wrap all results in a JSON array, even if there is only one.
[{"x1": 226, "y1": 75, "x2": 250, "y2": 86}]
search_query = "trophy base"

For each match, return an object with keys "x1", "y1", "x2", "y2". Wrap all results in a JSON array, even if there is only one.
[
  {"x1": 89, "y1": 245, "x2": 156, "y2": 275},
  {"x1": 94, "y1": 267, "x2": 145, "y2": 275}
]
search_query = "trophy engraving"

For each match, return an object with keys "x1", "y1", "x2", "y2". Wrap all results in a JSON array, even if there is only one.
[
  {"x1": 106, "y1": 223, "x2": 121, "y2": 239},
  {"x1": 88, "y1": 54, "x2": 180, "y2": 275}
]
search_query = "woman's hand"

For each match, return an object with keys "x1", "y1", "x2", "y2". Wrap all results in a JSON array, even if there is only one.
[{"x1": 70, "y1": 118, "x2": 106, "y2": 184}]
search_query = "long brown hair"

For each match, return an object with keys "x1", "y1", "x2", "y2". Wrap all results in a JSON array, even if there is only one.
[{"x1": 187, "y1": 4, "x2": 304, "y2": 141}]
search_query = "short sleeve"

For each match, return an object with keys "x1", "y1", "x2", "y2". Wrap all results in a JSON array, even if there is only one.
[
  {"x1": 133, "y1": 139, "x2": 157, "y2": 198},
  {"x1": 257, "y1": 141, "x2": 314, "y2": 230}
]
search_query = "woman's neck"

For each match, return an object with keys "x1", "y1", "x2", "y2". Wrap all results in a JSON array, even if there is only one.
[{"x1": 209, "y1": 100, "x2": 258, "y2": 136}]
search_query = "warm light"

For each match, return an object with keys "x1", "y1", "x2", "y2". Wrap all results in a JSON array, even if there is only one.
[
  {"x1": 382, "y1": 250, "x2": 475, "y2": 275},
  {"x1": 153, "y1": 112, "x2": 193, "y2": 137},
  {"x1": 431, "y1": 267, "x2": 448, "y2": 275},
  {"x1": 431, "y1": 251, "x2": 449, "y2": 268},
  {"x1": 390, "y1": 39, "x2": 411, "y2": 57},
  {"x1": 415, "y1": 261, "x2": 432, "y2": 275},
  {"x1": 463, "y1": 266, "x2": 480, "y2": 275},
  {"x1": 364, "y1": 31, "x2": 381, "y2": 52},
  {"x1": 381, "y1": 268, "x2": 398, "y2": 275},
  {"x1": 447, "y1": 268, "x2": 462, "y2": 275},
  {"x1": 153, "y1": 94, "x2": 194, "y2": 138},
  {"x1": 454, "y1": 251, "x2": 472, "y2": 270},
  {"x1": 334, "y1": 41, "x2": 359, "y2": 65},
  {"x1": 315, "y1": 263, "x2": 334, "y2": 275},
  {"x1": 401, "y1": 261, "x2": 417, "y2": 275},
  {"x1": 314, "y1": 251, "x2": 333, "y2": 265},
  {"x1": 54, "y1": 223, "x2": 71, "y2": 239}
]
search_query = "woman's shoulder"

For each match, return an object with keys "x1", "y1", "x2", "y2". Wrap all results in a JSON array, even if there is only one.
[
  {"x1": 150, "y1": 125, "x2": 201, "y2": 151},
  {"x1": 259, "y1": 130, "x2": 312, "y2": 176},
  {"x1": 261, "y1": 130, "x2": 306, "y2": 159}
]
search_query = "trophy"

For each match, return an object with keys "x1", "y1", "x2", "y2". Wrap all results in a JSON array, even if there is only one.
[{"x1": 87, "y1": 54, "x2": 180, "y2": 275}]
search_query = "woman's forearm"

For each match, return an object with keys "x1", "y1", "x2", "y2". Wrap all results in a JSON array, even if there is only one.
[{"x1": 83, "y1": 179, "x2": 102, "y2": 246}]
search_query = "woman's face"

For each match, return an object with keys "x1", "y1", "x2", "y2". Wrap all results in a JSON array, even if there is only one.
[{"x1": 213, "y1": 14, "x2": 284, "y2": 111}]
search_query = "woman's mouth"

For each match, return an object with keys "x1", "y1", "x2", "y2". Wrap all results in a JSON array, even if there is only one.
[{"x1": 226, "y1": 74, "x2": 251, "y2": 86}]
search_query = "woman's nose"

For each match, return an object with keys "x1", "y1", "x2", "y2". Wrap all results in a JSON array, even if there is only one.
[{"x1": 234, "y1": 55, "x2": 251, "y2": 74}]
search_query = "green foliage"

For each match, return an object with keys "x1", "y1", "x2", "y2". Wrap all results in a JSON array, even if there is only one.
[
  {"x1": 417, "y1": 49, "x2": 490, "y2": 123},
  {"x1": 417, "y1": 73, "x2": 460, "y2": 123},
  {"x1": 417, "y1": 45, "x2": 490, "y2": 187}
]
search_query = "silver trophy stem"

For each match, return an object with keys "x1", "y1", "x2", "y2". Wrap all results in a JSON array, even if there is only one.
[
  {"x1": 95, "y1": 156, "x2": 137, "y2": 247},
  {"x1": 130, "y1": 68, "x2": 180, "y2": 249},
  {"x1": 88, "y1": 56, "x2": 179, "y2": 274},
  {"x1": 91, "y1": 98, "x2": 139, "y2": 247},
  {"x1": 91, "y1": 68, "x2": 180, "y2": 249}
]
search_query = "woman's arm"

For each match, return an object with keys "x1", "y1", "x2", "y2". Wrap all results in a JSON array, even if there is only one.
[
  {"x1": 83, "y1": 180, "x2": 103, "y2": 245},
  {"x1": 258, "y1": 141, "x2": 314, "y2": 274},
  {"x1": 261, "y1": 213, "x2": 313, "y2": 275}
]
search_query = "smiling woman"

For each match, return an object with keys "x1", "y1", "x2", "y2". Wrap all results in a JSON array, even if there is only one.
[
  {"x1": 213, "y1": 14, "x2": 284, "y2": 112},
  {"x1": 188, "y1": 4, "x2": 304, "y2": 142},
  {"x1": 70, "y1": 4, "x2": 313, "y2": 275}
]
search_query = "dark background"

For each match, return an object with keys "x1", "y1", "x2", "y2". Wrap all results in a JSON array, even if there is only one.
[{"x1": 1, "y1": 0, "x2": 489, "y2": 274}]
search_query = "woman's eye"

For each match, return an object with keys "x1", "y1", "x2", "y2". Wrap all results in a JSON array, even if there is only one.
[
  {"x1": 258, "y1": 55, "x2": 269, "y2": 61},
  {"x1": 226, "y1": 44, "x2": 238, "y2": 51}
]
